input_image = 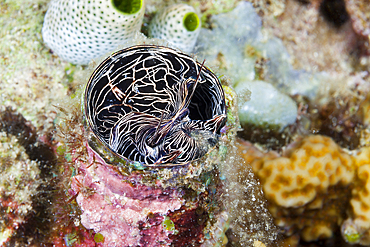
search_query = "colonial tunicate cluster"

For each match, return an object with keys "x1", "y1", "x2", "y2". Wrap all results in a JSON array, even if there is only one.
[
  {"x1": 148, "y1": 4, "x2": 201, "y2": 53},
  {"x1": 195, "y1": 2, "x2": 262, "y2": 85},
  {"x1": 194, "y1": 2, "x2": 304, "y2": 131},
  {"x1": 84, "y1": 45, "x2": 227, "y2": 166},
  {"x1": 42, "y1": 0, "x2": 145, "y2": 65}
]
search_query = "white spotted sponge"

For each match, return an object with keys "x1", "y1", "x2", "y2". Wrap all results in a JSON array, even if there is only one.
[
  {"x1": 42, "y1": 0, "x2": 145, "y2": 65},
  {"x1": 148, "y1": 4, "x2": 201, "y2": 53}
]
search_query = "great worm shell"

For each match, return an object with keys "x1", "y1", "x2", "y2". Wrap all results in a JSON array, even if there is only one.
[{"x1": 84, "y1": 45, "x2": 226, "y2": 166}]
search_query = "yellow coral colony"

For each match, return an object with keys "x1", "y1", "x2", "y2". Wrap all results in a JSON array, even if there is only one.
[
  {"x1": 351, "y1": 146, "x2": 370, "y2": 229},
  {"x1": 342, "y1": 146, "x2": 370, "y2": 245},
  {"x1": 254, "y1": 135, "x2": 354, "y2": 207},
  {"x1": 239, "y1": 135, "x2": 356, "y2": 241}
]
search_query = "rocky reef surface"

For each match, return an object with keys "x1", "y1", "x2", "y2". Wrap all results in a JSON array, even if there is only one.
[{"x1": 1, "y1": 0, "x2": 370, "y2": 246}]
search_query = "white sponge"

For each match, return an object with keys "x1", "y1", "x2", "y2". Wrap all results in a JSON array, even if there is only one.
[
  {"x1": 42, "y1": 0, "x2": 145, "y2": 65},
  {"x1": 148, "y1": 4, "x2": 201, "y2": 53},
  {"x1": 235, "y1": 80, "x2": 298, "y2": 131}
]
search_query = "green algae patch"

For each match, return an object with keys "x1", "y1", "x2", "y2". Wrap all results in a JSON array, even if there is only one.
[
  {"x1": 222, "y1": 85, "x2": 240, "y2": 132},
  {"x1": 94, "y1": 232, "x2": 105, "y2": 243},
  {"x1": 131, "y1": 161, "x2": 146, "y2": 170},
  {"x1": 162, "y1": 216, "x2": 176, "y2": 232},
  {"x1": 112, "y1": 0, "x2": 143, "y2": 14},
  {"x1": 183, "y1": 12, "x2": 199, "y2": 31},
  {"x1": 345, "y1": 232, "x2": 360, "y2": 244}
]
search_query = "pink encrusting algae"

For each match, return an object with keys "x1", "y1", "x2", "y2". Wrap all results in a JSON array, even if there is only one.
[{"x1": 71, "y1": 144, "x2": 183, "y2": 246}]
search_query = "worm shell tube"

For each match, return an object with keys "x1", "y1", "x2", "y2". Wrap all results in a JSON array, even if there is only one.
[
  {"x1": 148, "y1": 4, "x2": 201, "y2": 53},
  {"x1": 42, "y1": 0, "x2": 145, "y2": 65},
  {"x1": 84, "y1": 45, "x2": 227, "y2": 167},
  {"x1": 65, "y1": 45, "x2": 234, "y2": 246}
]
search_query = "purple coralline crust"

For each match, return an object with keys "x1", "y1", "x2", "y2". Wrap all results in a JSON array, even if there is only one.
[
  {"x1": 168, "y1": 208, "x2": 206, "y2": 246},
  {"x1": 139, "y1": 214, "x2": 167, "y2": 246},
  {"x1": 71, "y1": 144, "x2": 184, "y2": 246}
]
